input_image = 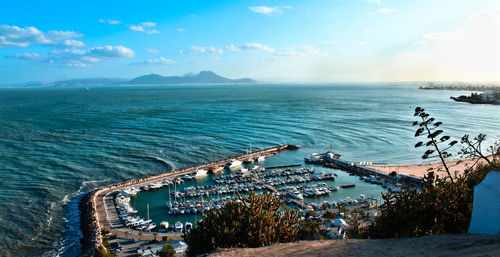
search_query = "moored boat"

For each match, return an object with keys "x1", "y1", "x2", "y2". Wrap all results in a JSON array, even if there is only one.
[
  {"x1": 185, "y1": 222, "x2": 193, "y2": 232},
  {"x1": 194, "y1": 169, "x2": 208, "y2": 177},
  {"x1": 174, "y1": 221, "x2": 183, "y2": 232}
]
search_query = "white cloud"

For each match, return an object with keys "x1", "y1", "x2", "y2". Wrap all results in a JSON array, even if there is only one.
[
  {"x1": 131, "y1": 57, "x2": 176, "y2": 65},
  {"x1": 272, "y1": 45, "x2": 328, "y2": 58},
  {"x1": 0, "y1": 24, "x2": 83, "y2": 48},
  {"x1": 99, "y1": 19, "x2": 122, "y2": 25},
  {"x1": 9, "y1": 45, "x2": 135, "y2": 68},
  {"x1": 46, "y1": 30, "x2": 83, "y2": 40},
  {"x1": 228, "y1": 43, "x2": 275, "y2": 52},
  {"x1": 146, "y1": 47, "x2": 159, "y2": 54},
  {"x1": 62, "y1": 39, "x2": 85, "y2": 48},
  {"x1": 7, "y1": 52, "x2": 46, "y2": 60},
  {"x1": 128, "y1": 25, "x2": 145, "y2": 32},
  {"x1": 46, "y1": 45, "x2": 135, "y2": 67},
  {"x1": 181, "y1": 46, "x2": 223, "y2": 54},
  {"x1": 249, "y1": 6, "x2": 281, "y2": 15},
  {"x1": 274, "y1": 51, "x2": 307, "y2": 57},
  {"x1": 87, "y1": 45, "x2": 135, "y2": 59},
  {"x1": 226, "y1": 44, "x2": 240, "y2": 52},
  {"x1": 146, "y1": 29, "x2": 160, "y2": 34},
  {"x1": 377, "y1": 8, "x2": 396, "y2": 14},
  {"x1": 140, "y1": 22, "x2": 156, "y2": 27},
  {"x1": 364, "y1": 0, "x2": 381, "y2": 4},
  {"x1": 177, "y1": 28, "x2": 185, "y2": 32},
  {"x1": 359, "y1": 41, "x2": 367, "y2": 45},
  {"x1": 415, "y1": 33, "x2": 439, "y2": 45},
  {"x1": 321, "y1": 40, "x2": 336, "y2": 45},
  {"x1": 128, "y1": 24, "x2": 160, "y2": 34}
]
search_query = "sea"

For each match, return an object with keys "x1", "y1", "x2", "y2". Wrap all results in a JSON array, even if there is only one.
[{"x1": 0, "y1": 83, "x2": 498, "y2": 256}]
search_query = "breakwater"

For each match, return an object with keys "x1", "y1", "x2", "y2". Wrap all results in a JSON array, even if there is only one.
[{"x1": 79, "y1": 144, "x2": 298, "y2": 254}]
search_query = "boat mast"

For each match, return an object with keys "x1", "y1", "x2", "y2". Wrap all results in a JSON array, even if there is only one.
[
  {"x1": 168, "y1": 186, "x2": 171, "y2": 206},
  {"x1": 147, "y1": 203, "x2": 150, "y2": 221}
]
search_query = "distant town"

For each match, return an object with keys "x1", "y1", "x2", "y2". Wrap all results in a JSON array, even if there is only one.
[{"x1": 419, "y1": 83, "x2": 500, "y2": 105}]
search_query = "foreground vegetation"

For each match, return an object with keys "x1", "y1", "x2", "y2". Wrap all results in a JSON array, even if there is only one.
[
  {"x1": 183, "y1": 193, "x2": 302, "y2": 256},
  {"x1": 351, "y1": 107, "x2": 499, "y2": 238}
]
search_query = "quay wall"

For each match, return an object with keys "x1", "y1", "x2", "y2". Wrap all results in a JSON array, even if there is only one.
[{"x1": 79, "y1": 144, "x2": 298, "y2": 254}]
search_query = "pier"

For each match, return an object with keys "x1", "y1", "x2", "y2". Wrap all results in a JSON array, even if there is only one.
[
  {"x1": 264, "y1": 164, "x2": 302, "y2": 169},
  {"x1": 324, "y1": 158, "x2": 398, "y2": 184},
  {"x1": 80, "y1": 144, "x2": 299, "y2": 254}
]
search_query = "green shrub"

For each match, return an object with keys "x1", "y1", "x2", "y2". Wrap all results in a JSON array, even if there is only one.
[
  {"x1": 183, "y1": 193, "x2": 301, "y2": 256},
  {"x1": 158, "y1": 244, "x2": 175, "y2": 257}
]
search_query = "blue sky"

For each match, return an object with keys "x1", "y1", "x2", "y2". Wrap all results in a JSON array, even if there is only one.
[{"x1": 0, "y1": 0, "x2": 499, "y2": 83}]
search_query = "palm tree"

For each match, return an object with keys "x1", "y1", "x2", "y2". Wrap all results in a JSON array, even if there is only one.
[
  {"x1": 138, "y1": 231, "x2": 143, "y2": 241},
  {"x1": 124, "y1": 230, "x2": 129, "y2": 239},
  {"x1": 153, "y1": 232, "x2": 159, "y2": 241}
]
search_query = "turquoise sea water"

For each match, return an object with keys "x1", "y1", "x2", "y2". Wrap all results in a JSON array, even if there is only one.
[{"x1": 0, "y1": 84, "x2": 498, "y2": 256}]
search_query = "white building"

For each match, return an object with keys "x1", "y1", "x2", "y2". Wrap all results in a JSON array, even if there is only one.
[{"x1": 468, "y1": 170, "x2": 500, "y2": 234}]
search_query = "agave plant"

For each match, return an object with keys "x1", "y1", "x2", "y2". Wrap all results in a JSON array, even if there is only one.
[{"x1": 413, "y1": 107, "x2": 458, "y2": 181}]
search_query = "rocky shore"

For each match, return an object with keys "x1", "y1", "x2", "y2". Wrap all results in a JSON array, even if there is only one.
[{"x1": 79, "y1": 190, "x2": 100, "y2": 255}]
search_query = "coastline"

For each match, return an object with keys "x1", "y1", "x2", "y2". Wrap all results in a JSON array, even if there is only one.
[
  {"x1": 78, "y1": 144, "x2": 299, "y2": 254},
  {"x1": 79, "y1": 190, "x2": 100, "y2": 255}
]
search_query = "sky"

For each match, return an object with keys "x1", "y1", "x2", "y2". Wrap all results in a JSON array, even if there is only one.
[{"x1": 0, "y1": 0, "x2": 499, "y2": 84}]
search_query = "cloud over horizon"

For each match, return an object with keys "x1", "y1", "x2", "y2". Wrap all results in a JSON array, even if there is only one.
[
  {"x1": 180, "y1": 46, "x2": 223, "y2": 54},
  {"x1": 0, "y1": 24, "x2": 83, "y2": 48},
  {"x1": 98, "y1": 19, "x2": 122, "y2": 25},
  {"x1": 131, "y1": 57, "x2": 176, "y2": 65},
  {"x1": 227, "y1": 43, "x2": 275, "y2": 52},
  {"x1": 249, "y1": 6, "x2": 285, "y2": 15}
]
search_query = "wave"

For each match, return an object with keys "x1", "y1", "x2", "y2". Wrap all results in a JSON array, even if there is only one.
[
  {"x1": 42, "y1": 178, "x2": 113, "y2": 257},
  {"x1": 150, "y1": 156, "x2": 175, "y2": 170}
]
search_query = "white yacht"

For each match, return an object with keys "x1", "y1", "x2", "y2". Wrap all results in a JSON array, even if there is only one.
[
  {"x1": 226, "y1": 159, "x2": 243, "y2": 169},
  {"x1": 256, "y1": 156, "x2": 266, "y2": 162},
  {"x1": 145, "y1": 222, "x2": 157, "y2": 232},
  {"x1": 174, "y1": 221, "x2": 183, "y2": 232},
  {"x1": 160, "y1": 221, "x2": 169, "y2": 230},
  {"x1": 194, "y1": 169, "x2": 208, "y2": 177}
]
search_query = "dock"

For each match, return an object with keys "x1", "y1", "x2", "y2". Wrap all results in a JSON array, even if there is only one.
[
  {"x1": 263, "y1": 164, "x2": 302, "y2": 169},
  {"x1": 251, "y1": 177, "x2": 307, "y2": 209},
  {"x1": 80, "y1": 144, "x2": 299, "y2": 253},
  {"x1": 324, "y1": 158, "x2": 397, "y2": 184}
]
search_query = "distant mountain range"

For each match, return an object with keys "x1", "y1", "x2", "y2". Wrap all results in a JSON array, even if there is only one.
[
  {"x1": 0, "y1": 71, "x2": 256, "y2": 88},
  {"x1": 128, "y1": 71, "x2": 256, "y2": 85}
]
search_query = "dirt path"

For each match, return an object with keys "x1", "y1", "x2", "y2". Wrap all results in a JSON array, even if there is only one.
[{"x1": 212, "y1": 234, "x2": 500, "y2": 257}]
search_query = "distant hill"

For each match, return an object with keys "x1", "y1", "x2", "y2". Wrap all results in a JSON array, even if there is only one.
[
  {"x1": 128, "y1": 71, "x2": 256, "y2": 85},
  {"x1": 0, "y1": 78, "x2": 124, "y2": 88},
  {"x1": 1, "y1": 71, "x2": 256, "y2": 88}
]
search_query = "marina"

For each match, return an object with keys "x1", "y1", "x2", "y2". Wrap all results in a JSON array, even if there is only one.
[
  {"x1": 123, "y1": 150, "x2": 398, "y2": 236},
  {"x1": 80, "y1": 144, "x2": 425, "y2": 253},
  {"x1": 80, "y1": 144, "x2": 301, "y2": 252}
]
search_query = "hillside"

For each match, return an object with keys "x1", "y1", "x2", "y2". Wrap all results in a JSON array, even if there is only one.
[{"x1": 211, "y1": 234, "x2": 500, "y2": 257}]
